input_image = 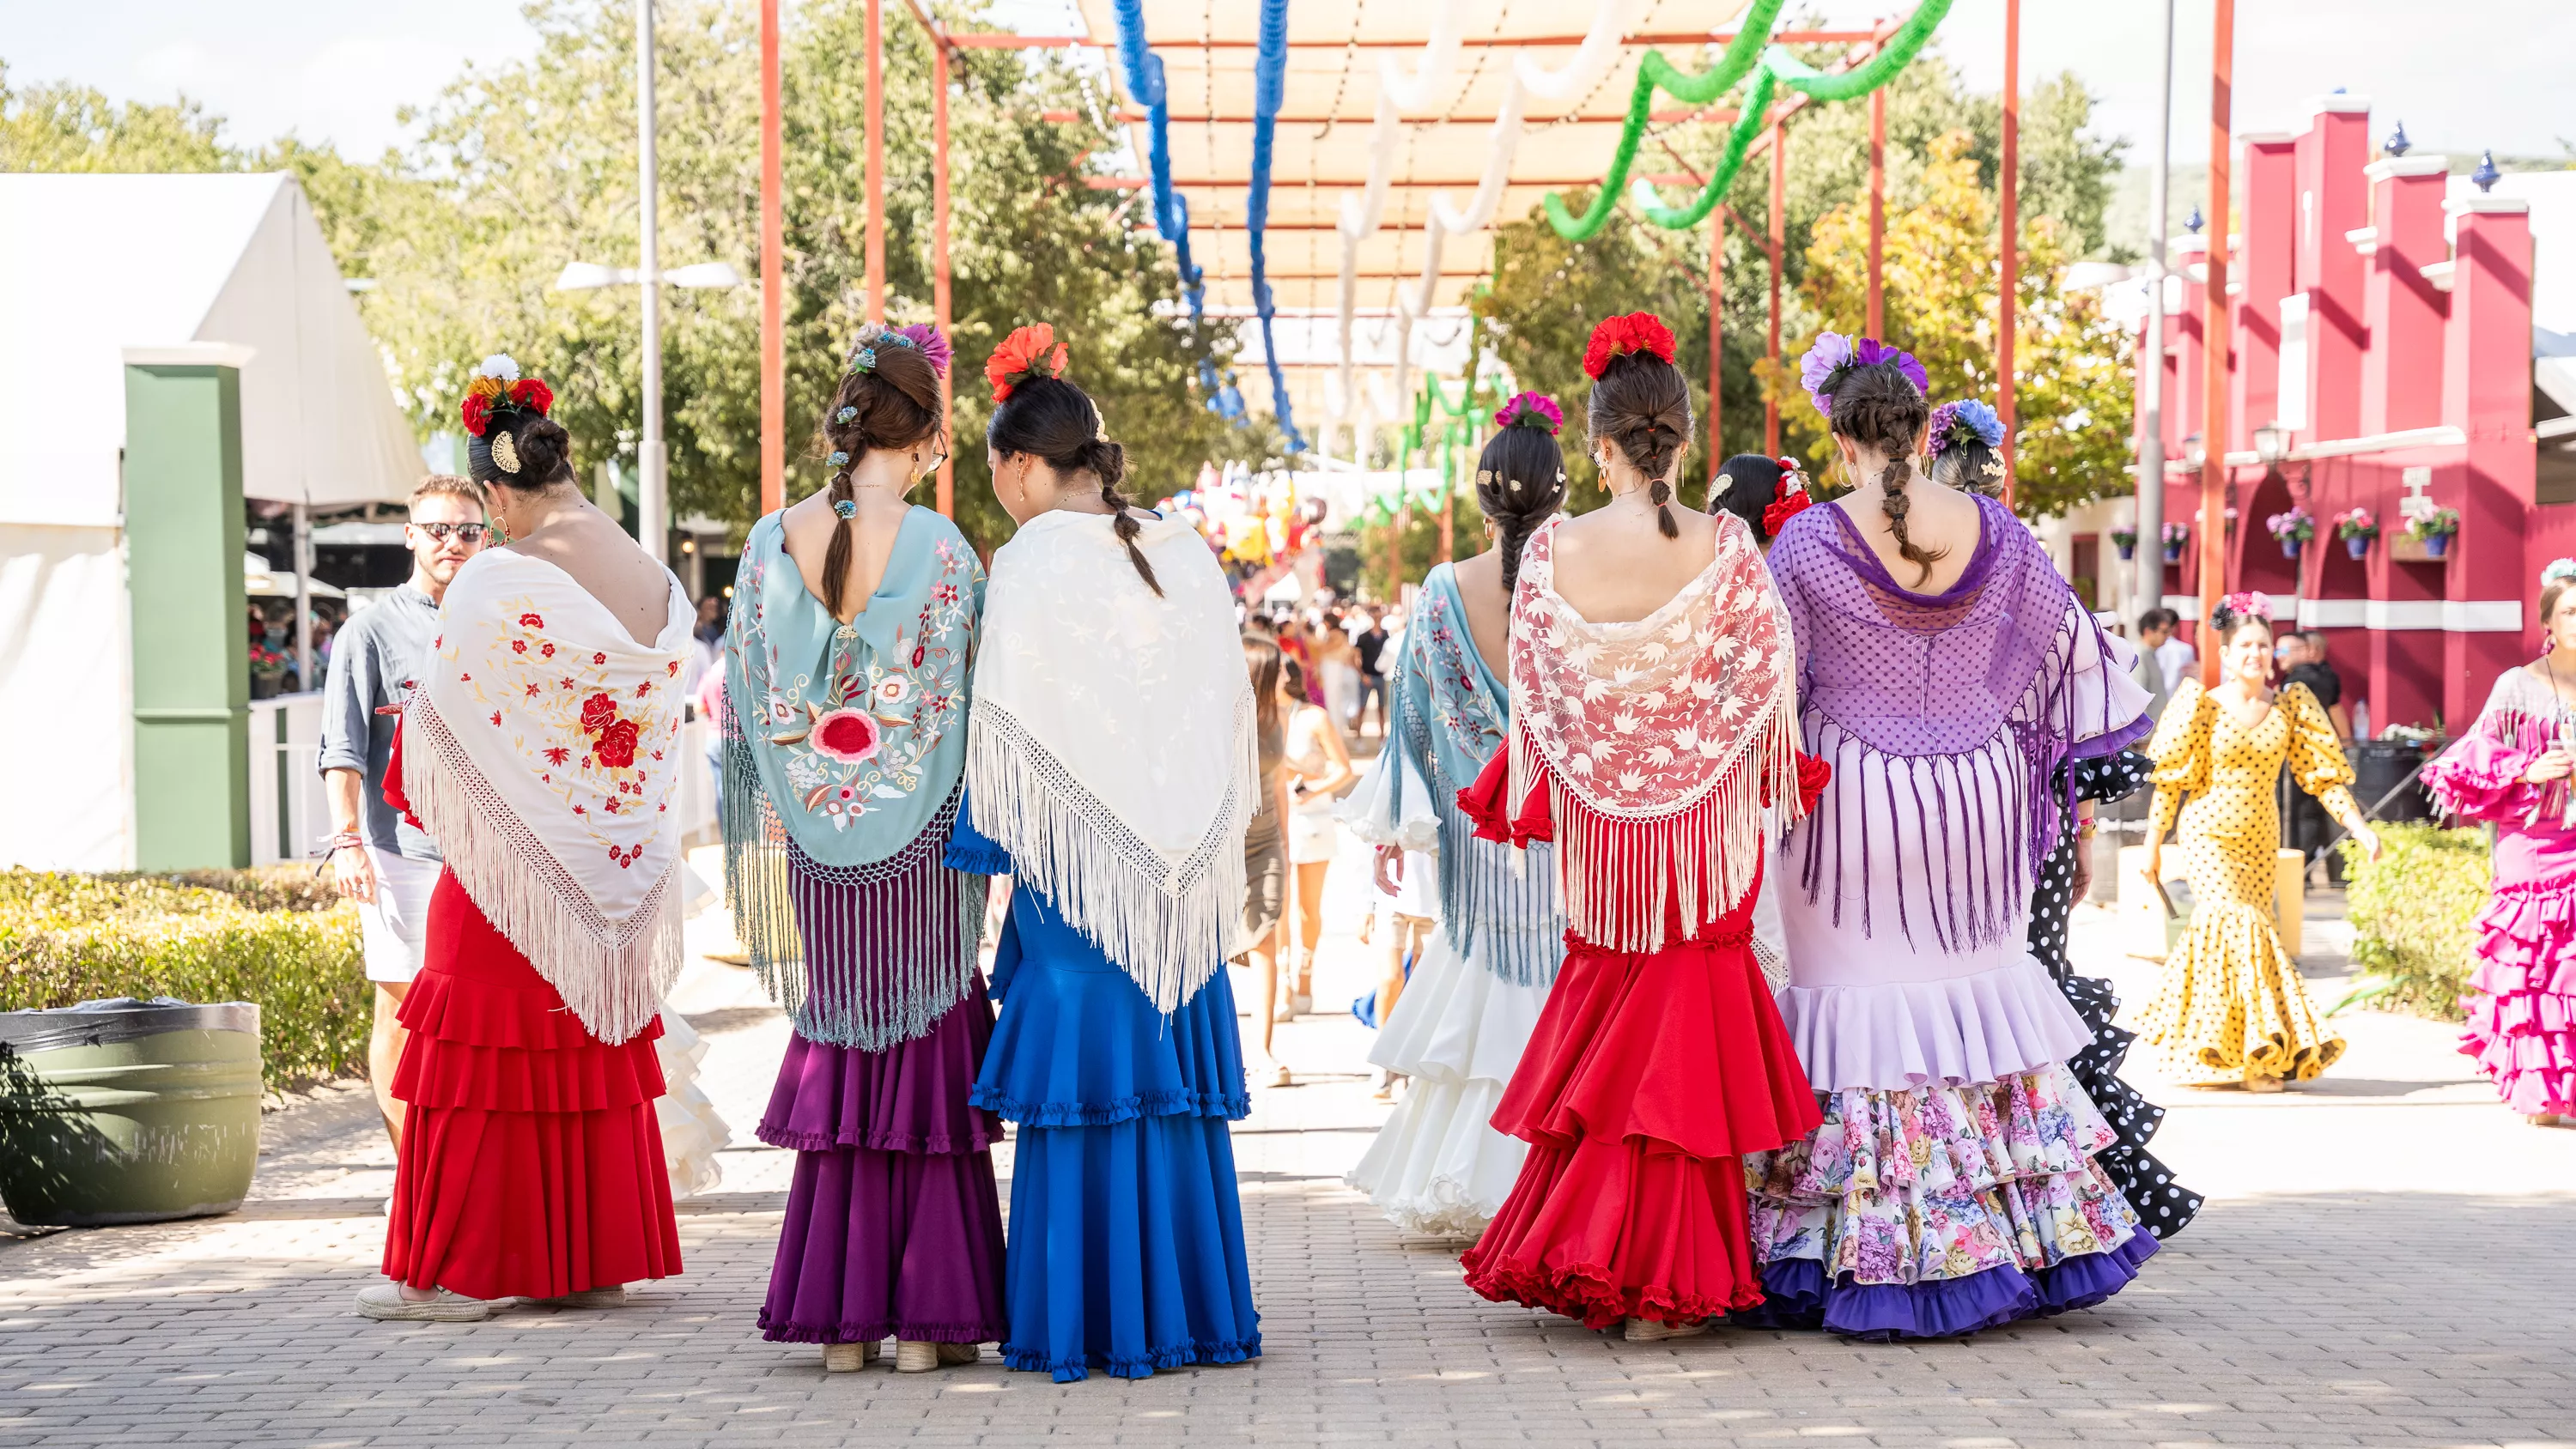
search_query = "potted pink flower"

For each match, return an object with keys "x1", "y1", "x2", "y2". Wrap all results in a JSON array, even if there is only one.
[
  {"x1": 2403, "y1": 506, "x2": 2460, "y2": 560},
  {"x1": 2332, "y1": 506, "x2": 2379, "y2": 560},
  {"x1": 2160, "y1": 521, "x2": 2190, "y2": 564},
  {"x1": 2267, "y1": 506, "x2": 2315, "y2": 560}
]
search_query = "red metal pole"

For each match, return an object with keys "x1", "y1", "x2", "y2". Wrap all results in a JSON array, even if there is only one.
[
  {"x1": 864, "y1": 0, "x2": 886, "y2": 324},
  {"x1": 1867, "y1": 86, "x2": 1886, "y2": 339},
  {"x1": 2199, "y1": 0, "x2": 2234, "y2": 685},
  {"x1": 758, "y1": 0, "x2": 784, "y2": 517},
  {"x1": 1765, "y1": 119, "x2": 1784, "y2": 457},
  {"x1": 1997, "y1": 0, "x2": 2020, "y2": 510},
  {"x1": 932, "y1": 38, "x2": 954, "y2": 517},
  {"x1": 1709, "y1": 215, "x2": 1724, "y2": 464}
]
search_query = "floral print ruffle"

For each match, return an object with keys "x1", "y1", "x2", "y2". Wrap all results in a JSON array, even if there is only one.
[{"x1": 1745, "y1": 1064, "x2": 2145, "y2": 1288}]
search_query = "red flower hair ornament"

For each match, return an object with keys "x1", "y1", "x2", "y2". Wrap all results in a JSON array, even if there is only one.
[
  {"x1": 1581, "y1": 312, "x2": 1678, "y2": 381},
  {"x1": 456, "y1": 354, "x2": 555, "y2": 438},
  {"x1": 1761, "y1": 458, "x2": 1814, "y2": 536},
  {"x1": 986, "y1": 324, "x2": 1071, "y2": 403}
]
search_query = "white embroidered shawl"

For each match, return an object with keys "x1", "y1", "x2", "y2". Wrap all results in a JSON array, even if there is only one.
[
  {"x1": 1506, "y1": 512, "x2": 1804, "y2": 955},
  {"x1": 966, "y1": 509, "x2": 1255, "y2": 1013},
  {"x1": 403, "y1": 550, "x2": 693, "y2": 1044}
]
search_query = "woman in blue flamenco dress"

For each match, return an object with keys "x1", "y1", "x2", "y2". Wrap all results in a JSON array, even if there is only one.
[{"x1": 945, "y1": 324, "x2": 1260, "y2": 1381}]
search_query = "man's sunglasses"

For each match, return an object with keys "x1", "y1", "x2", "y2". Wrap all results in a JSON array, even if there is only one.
[{"x1": 415, "y1": 522, "x2": 494, "y2": 544}]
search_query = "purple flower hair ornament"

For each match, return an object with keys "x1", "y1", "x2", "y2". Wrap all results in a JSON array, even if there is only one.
[
  {"x1": 1797, "y1": 331, "x2": 1854, "y2": 415},
  {"x1": 1800, "y1": 330, "x2": 1929, "y2": 416},
  {"x1": 1925, "y1": 398, "x2": 2005, "y2": 457},
  {"x1": 895, "y1": 323, "x2": 953, "y2": 379},
  {"x1": 1494, "y1": 391, "x2": 1563, "y2": 434}
]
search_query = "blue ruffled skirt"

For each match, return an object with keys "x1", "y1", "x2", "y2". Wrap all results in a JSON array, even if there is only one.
[{"x1": 951, "y1": 813, "x2": 1260, "y2": 1382}]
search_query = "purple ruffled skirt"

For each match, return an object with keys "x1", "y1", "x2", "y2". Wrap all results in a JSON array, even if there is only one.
[{"x1": 756, "y1": 975, "x2": 1010, "y2": 1344}]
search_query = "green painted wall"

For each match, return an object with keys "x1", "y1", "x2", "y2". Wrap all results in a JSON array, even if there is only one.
[{"x1": 125, "y1": 362, "x2": 249, "y2": 870}]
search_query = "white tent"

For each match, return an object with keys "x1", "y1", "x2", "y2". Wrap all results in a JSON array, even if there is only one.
[{"x1": 0, "y1": 173, "x2": 418, "y2": 870}]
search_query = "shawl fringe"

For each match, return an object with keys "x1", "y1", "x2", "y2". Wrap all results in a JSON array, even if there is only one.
[
  {"x1": 720, "y1": 729, "x2": 985, "y2": 1051},
  {"x1": 963, "y1": 694, "x2": 1253, "y2": 1015},
  {"x1": 1524, "y1": 699, "x2": 1801, "y2": 956},
  {"x1": 1415, "y1": 733, "x2": 1564, "y2": 988},
  {"x1": 403, "y1": 694, "x2": 680, "y2": 1046}
]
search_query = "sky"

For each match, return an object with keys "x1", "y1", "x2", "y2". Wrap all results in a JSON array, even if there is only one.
[{"x1": 3, "y1": 1, "x2": 2568, "y2": 167}]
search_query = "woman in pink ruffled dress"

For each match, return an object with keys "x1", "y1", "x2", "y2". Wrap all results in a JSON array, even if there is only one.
[{"x1": 2421, "y1": 561, "x2": 2576, "y2": 1125}]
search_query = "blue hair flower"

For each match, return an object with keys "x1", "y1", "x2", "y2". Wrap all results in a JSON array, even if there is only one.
[{"x1": 827, "y1": 450, "x2": 850, "y2": 468}]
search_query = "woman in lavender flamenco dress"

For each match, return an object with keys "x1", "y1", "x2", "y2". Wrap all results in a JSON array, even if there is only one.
[
  {"x1": 1742, "y1": 334, "x2": 2160, "y2": 1338},
  {"x1": 720, "y1": 322, "x2": 1005, "y2": 1373}
]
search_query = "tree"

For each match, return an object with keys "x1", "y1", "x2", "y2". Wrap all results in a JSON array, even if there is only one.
[
  {"x1": 0, "y1": 63, "x2": 240, "y2": 173},
  {"x1": 1468, "y1": 46, "x2": 2129, "y2": 523},
  {"x1": 1757, "y1": 130, "x2": 2133, "y2": 519}
]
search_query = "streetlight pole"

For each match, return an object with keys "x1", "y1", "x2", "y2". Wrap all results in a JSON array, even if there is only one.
[
  {"x1": 636, "y1": 0, "x2": 665, "y2": 563},
  {"x1": 2135, "y1": 0, "x2": 2174, "y2": 627}
]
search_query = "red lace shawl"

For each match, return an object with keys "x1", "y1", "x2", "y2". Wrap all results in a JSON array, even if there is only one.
[{"x1": 1478, "y1": 514, "x2": 1816, "y2": 954}]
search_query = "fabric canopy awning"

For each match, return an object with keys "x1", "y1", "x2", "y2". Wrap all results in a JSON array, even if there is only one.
[{"x1": 0, "y1": 173, "x2": 422, "y2": 527}]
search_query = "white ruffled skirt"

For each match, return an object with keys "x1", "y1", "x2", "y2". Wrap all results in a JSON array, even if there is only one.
[
  {"x1": 1345, "y1": 931, "x2": 1548, "y2": 1239},
  {"x1": 653, "y1": 1009, "x2": 732, "y2": 1198}
]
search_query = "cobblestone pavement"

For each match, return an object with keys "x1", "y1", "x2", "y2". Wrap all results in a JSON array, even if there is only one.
[{"x1": 5, "y1": 840, "x2": 2576, "y2": 1449}]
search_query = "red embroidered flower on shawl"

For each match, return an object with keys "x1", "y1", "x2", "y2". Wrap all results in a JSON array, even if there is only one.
[
  {"x1": 580, "y1": 692, "x2": 620, "y2": 735},
  {"x1": 594, "y1": 718, "x2": 641, "y2": 769},
  {"x1": 1581, "y1": 312, "x2": 1678, "y2": 380}
]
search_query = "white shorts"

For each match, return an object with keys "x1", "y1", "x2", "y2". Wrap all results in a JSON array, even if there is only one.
[
  {"x1": 1288, "y1": 798, "x2": 1340, "y2": 865},
  {"x1": 358, "y1": 848, "x2": 440, "y2": 985}
]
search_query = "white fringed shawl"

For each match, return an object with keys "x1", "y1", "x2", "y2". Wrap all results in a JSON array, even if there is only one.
[
  {"x1": 402, "y1": 550, "x2": 693, "y2": 1044},
  {"x1": 966, "y1": 509, "x2": 1255, "y2": 1014}
]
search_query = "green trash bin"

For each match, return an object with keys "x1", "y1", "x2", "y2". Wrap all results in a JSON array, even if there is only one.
[{"x1": 0, "y1": 997, "x2": 263, "y2": 1227}]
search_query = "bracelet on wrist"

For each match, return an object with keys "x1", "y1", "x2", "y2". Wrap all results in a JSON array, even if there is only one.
[{"x1": 318, "y1": 831, "x2": 365, "y2": 856}]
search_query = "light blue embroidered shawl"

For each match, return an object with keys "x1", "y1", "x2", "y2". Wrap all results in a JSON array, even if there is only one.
[
  {"x1": 1356, "y1": 563, "x2": 1564, "y2": 986},
  {"x1": 720, "y1": 506, "x2": 986, "y2": 1046}
]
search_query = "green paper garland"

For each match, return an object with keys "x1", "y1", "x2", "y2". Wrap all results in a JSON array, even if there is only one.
[{"x1": 1543, "y1": 0, "x2": 1953, "y2": 241}]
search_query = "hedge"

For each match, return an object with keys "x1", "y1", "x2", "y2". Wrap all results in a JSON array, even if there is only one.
[
  {"x1": 0, "y1": 868, "x2": 369, "y2": 1093},
  {"x1": 2336, "y1": 822, "x2": 2490, "y2": 1022}
]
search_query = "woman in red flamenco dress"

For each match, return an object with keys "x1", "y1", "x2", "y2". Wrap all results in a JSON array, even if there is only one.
[
  {"x1": 358, "y1": 357, "x2": 692, "y2": 1320},
  {"x1": 1457, "y1": 314, "x2": 1827, "y2": 1341}
]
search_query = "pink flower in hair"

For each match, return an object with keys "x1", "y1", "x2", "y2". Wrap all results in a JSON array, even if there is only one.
[{"x1": 896, "y1": 323, "x2": 953, "y2": 379}]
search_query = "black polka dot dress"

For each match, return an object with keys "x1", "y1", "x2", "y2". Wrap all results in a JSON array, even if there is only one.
[{"x1": 2029, "y1": 750, "x2": 2204, "y2": 1240}]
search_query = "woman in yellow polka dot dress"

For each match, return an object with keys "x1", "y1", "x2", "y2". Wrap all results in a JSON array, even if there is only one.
[{"x1": 2142, "y1": 594, "x2": 2380, "y2": 1091}]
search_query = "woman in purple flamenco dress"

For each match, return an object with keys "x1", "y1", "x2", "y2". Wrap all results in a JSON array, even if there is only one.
[
  {"x1": 2421, "y1": 561, "x2": 2576, "y2": 1125},
  {"x1": 720, "y1": 323, "x2": 1006, "y2": 1373},
  {"x1": 1741, "y1": 336, "x2": 2160, "y2": 1339}
]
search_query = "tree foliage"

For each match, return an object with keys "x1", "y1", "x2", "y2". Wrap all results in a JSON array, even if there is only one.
[
  {"x1": 1473, "y1": 47, "x2": 2130, "y2": 523},
  {"x1": 1759, "y1": 130, "x2": 2134, "y2": 518},
  {"x1": 3, "y1": 4, "x2": 1255, "y2": 555}
]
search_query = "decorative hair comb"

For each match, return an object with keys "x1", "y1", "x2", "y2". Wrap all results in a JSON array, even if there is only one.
[
  {"x1": 1926, "y1": 398, "x2": 2005, "y2": 457},
  {"x1": 458, "y1": 353, "x2": 555, "y2": 441},
  {"x1": 986, "y1": 323, "x2": 1070, "y2": 403},
  {"x1": 1798, "y1": 330, "x2": 1928, "y2": 415},
  {"x1": 2545, "y1": 559, "x2": 2576, "y2": 586},
  {"x1": 1581, "y1": 312, "x2": 1677, "y2": 381},
  {"x1": 1493, "y1": 391, "x2": 1563, "y2": 434}
]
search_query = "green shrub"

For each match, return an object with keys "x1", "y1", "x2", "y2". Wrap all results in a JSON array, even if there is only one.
[
  {"x1": 2337, "y1": 822, "x2": 2491, "y2": 1022},
  {"x1": 0, "y1": 870, "x2": 368, "y2": 1093}
]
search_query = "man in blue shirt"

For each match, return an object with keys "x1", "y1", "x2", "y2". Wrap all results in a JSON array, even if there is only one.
[{"x1": 318, "y1": 476, "x2": 489, "y2": 1153}]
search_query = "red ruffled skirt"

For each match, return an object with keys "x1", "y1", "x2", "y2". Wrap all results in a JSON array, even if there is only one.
[
  {"x1": 1459, "y1": 915, "x2": 1822, "y2": 1328},
  {"x1": 383, "y1": 870, "x2": 683, "y2": 1300}
]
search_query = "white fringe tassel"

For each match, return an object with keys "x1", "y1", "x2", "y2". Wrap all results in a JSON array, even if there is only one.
[
  {"x1": 1521, "y1": 698, "x2": 1802, "y2": 957},
  {"x1": 964, "y1": 697, "x2": 1252, "y2": 1016},
  {"x1": 403, "y1": 697, "x2": 683, "y2": 1046}
]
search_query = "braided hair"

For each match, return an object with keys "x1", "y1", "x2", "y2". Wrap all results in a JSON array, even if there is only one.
[
  {"x1": 987, "y1": 374, "x2": 1160, "y2": 596},
  {"x1": 1587, "y1": 350, "x2": 1694, "y2": 538},
  {"x1": 1826, "y1": 361, "x2": 1940, "y2": 585},
  {"x1": 813, "y1": 334, "x2": 942, "y2": 615},
  {"x1": 1475, "y1": 399, "x2": 1569, "y2": 592}
]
